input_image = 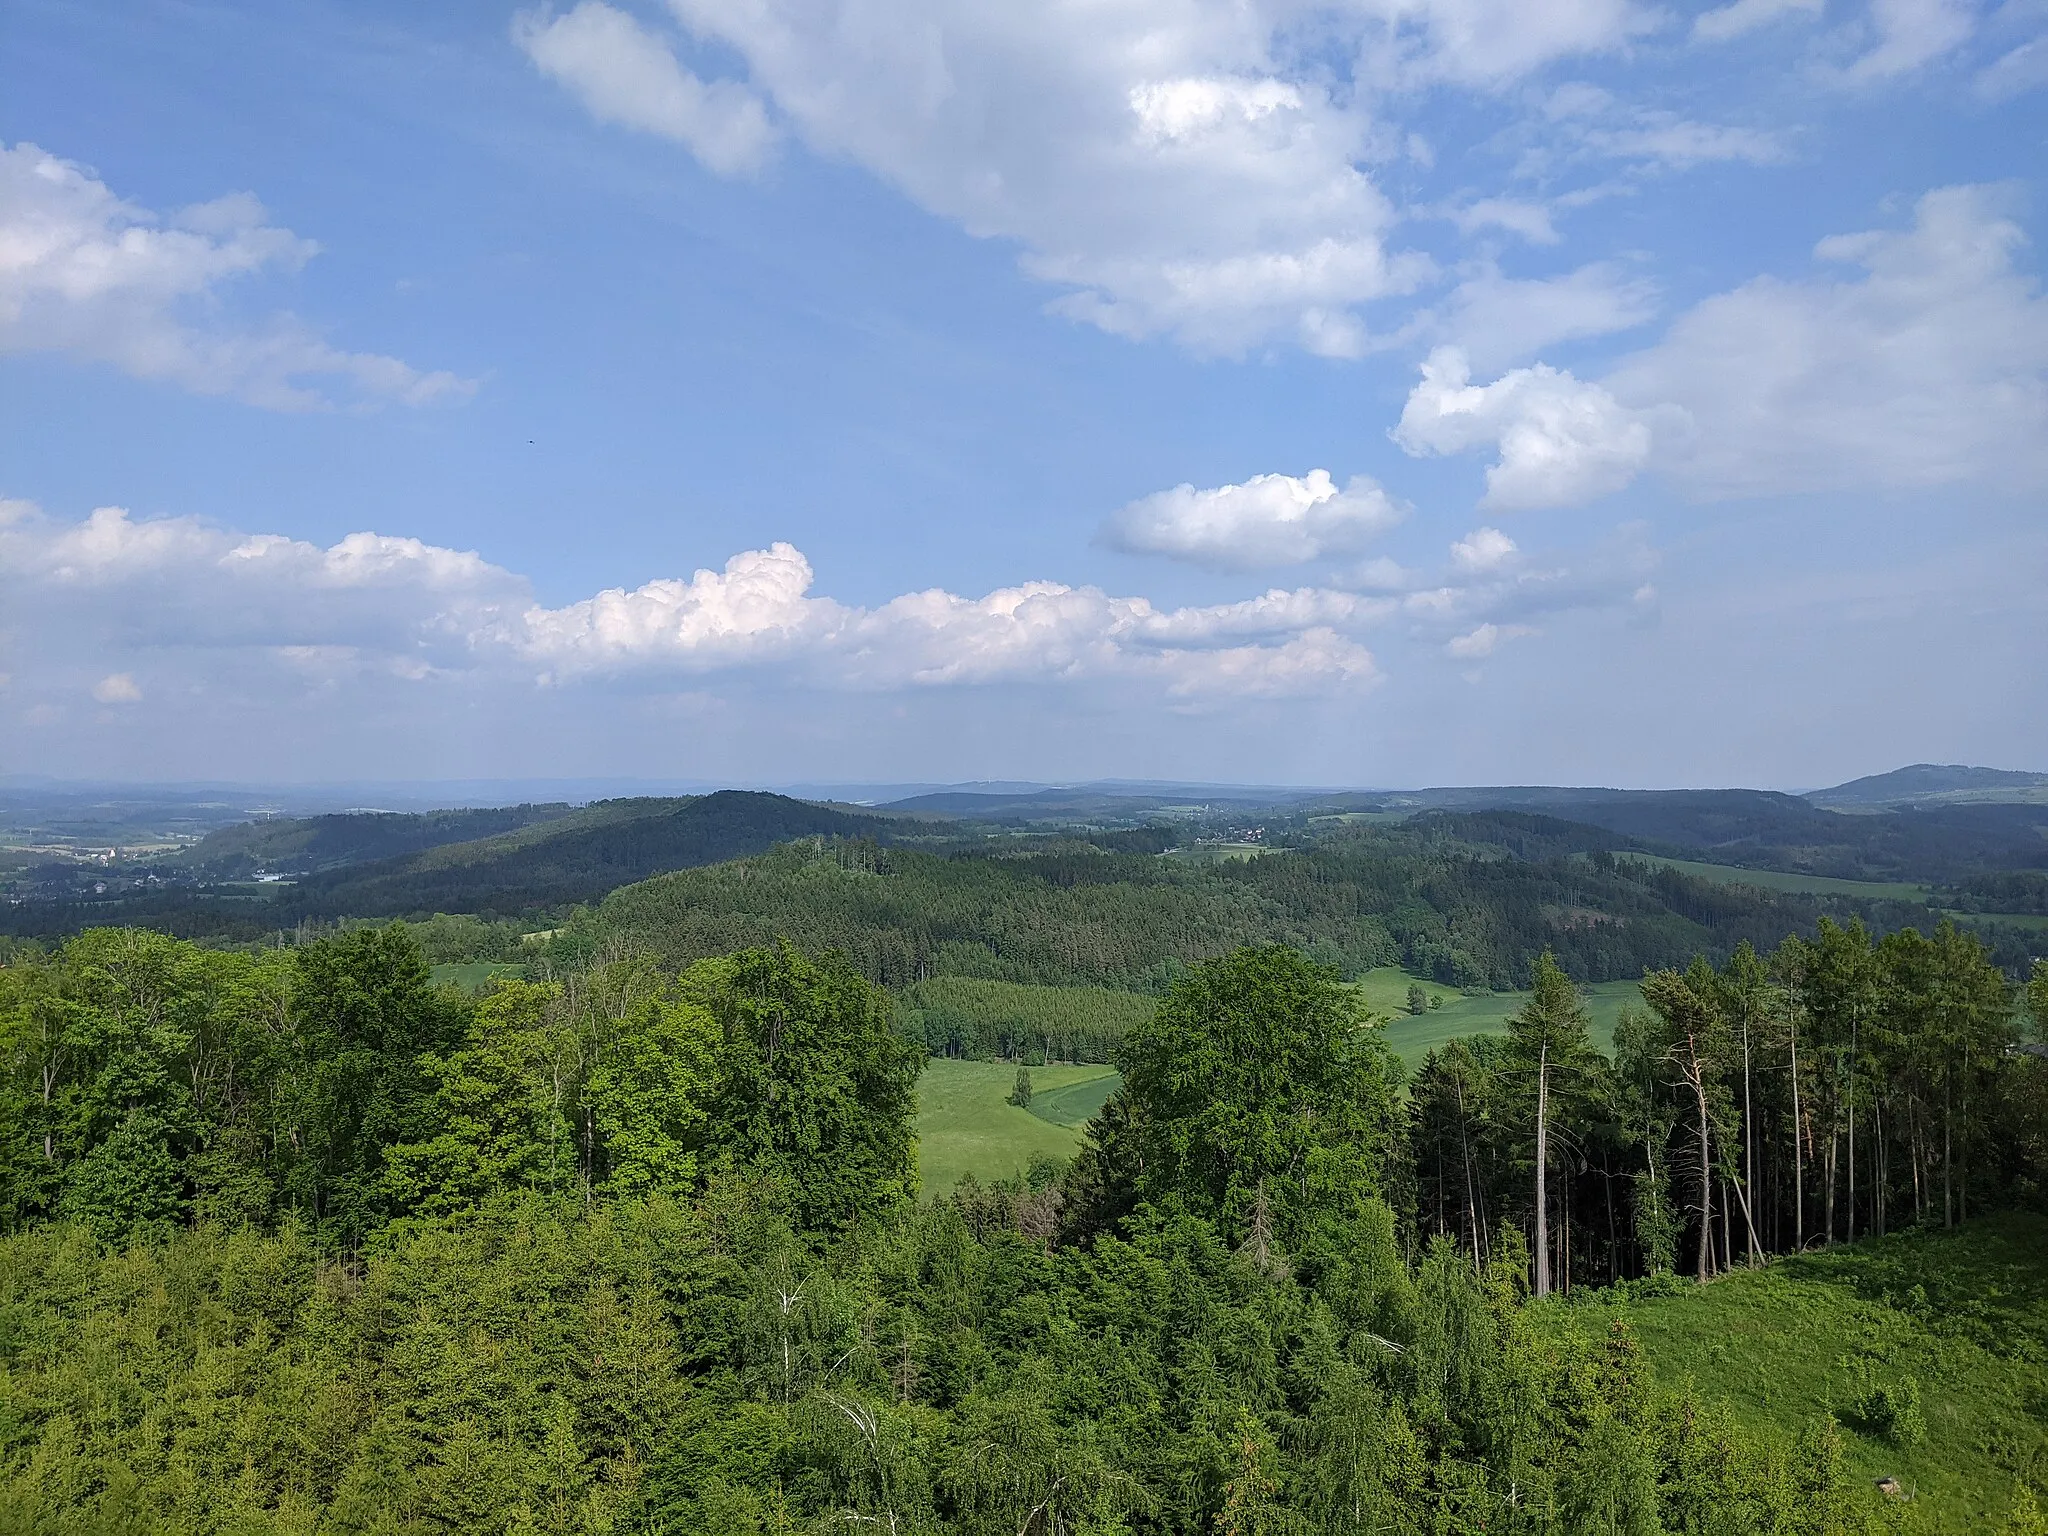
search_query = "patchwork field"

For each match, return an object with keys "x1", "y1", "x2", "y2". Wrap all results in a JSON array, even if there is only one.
[{"x1": 1551, "y1": 1212, "x2": 2048, "y2": 1533}]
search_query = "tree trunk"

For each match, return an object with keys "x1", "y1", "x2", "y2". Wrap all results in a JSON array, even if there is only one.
[
  {"x1": 1693, "y1": 1054, "x2": 1714, "y2": 1283},
  {"x1": 1790, "y1": 1022, "x2": 1803, "y2": 1252},
  {"x1": 1534, "y1": 1044, "x2": 1551, "y2": 1297}
]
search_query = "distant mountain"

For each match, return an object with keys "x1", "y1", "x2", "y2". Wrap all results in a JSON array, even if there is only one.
[{"x1": 1806, "y1": 764, "x2": 2048, "y2": 809}]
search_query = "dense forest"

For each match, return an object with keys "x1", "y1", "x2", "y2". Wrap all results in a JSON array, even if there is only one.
[
  {"x1": 544, "y1": 823, "x2": 2012, "y2": 995},
  {"x1": 1, "y1": 914, "x2": 2043, "y2": 1531}
]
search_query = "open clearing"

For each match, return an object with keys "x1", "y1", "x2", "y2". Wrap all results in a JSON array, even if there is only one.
[
  {"x1": 1551, "y1": 1212, "x2": 2048, "y2": 1533},
  {"x1": 430, "y1": 961, "x2": 524, "y2": 992},
  {"x1": 1358, "y1": 965, "x2": 1638, "y2": 1066},
  {"x1": 916, "y1": 1059, "x2": 1116, "y2": 1195},
  {"x1": 918, "y1": 967, "x2": 1648, "y2": 1191}
]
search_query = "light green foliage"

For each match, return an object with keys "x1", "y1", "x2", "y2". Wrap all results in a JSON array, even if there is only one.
[
  {"x1": 1075, "y1": 946, "x2": 1404, "y2": 1247},
  {"x1": 383, "y1": 980, "x2": 583, "y2": 1213},
  {"x1": 586, "y1": 991, "x2": 717, "y2": 1198},
  {"x1": 1006, "y1": 1065, "x2": 1032, "y2": 1108}
]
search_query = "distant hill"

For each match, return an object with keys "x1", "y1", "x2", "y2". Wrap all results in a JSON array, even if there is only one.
[
  {"x1": 2, "y1": 792, "x2": 955, "y2": 938},
  {"x1": 278, "y1": 791, "x2": 948, "y2": 917},
  {"x1": 1806, "y1": 763, "x2": 2048, "y2": 809},
  {"x1": 174, "y1": 803, "x2": 579, "y2": 878}
]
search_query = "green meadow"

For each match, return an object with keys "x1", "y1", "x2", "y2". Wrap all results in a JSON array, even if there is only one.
[
  {"x1": 917, "y1": 967, "x2": 1647, "y2": 1193},
  {"x1": 914, "y1": 1059, "x2": 1116, "y2": 1195},
  {"x1": 1357, "y1": 964, "x2": 1638, "y2": 1066},
  {"x1": 1553, "y1": 1211, "x2": 2048, "y2": 1533}
]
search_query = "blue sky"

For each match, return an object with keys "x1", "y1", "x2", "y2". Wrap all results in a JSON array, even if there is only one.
[{"x1": 2, "y1": 0, "x2": 2043, "y2": 788}]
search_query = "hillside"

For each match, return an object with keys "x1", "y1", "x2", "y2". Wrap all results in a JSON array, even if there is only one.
[
  {"x1": 0, "y1": 792, "x2": 954, "y2": 935},
  {"x1": 551, "y1": 818, "x2": 1940, "y2": 992},
  {"x1": 1554, "y1": 1213, "x2": 2048, "y2": 1532},
  {"x1": 171, "y1": 802, "x2": 579, "y2": 877},
  {"x1": 1809, "y1": 763, "x2": 2048, "y2": 809}
]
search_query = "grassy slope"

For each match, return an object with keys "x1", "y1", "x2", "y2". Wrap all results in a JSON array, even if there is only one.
[
  {"x1": 1357, "y1": 965, "x2": 1638, "y2": 1067},
  {"x1": 915, "y1": 1060, "x2": 1117, "y2": 1195},
  {"x1": 1551, "y1": 1213, "x2": 2048, "y2": 1533}
]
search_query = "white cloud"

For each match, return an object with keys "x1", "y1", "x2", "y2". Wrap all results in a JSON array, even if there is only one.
[
  {"x1": 1403, "y1": 186, "x2": 2048, "y2": 507},
  {"x1": 1448, "y1": 198, "x2": 1561, "y2": 245},
  {"x1": 0, "y1": 502, "x2": 1385, "y2": 706},
  {"x1": 1977, "y1": 35, "x2": 2048, "y2": 98},
  {"x1": 1438, "y1": 260, "x2": 1658, "y2": 371},
  {"x1": 1100, "y1": 469, "x2": 1404, "y2": 569},
  {"x1": 1393, "y1": 347, "x2": 1654, "y2": 508},
  {"x1": 1445, "y1": 621, "x2": 1535, "y2": 657},
  {"x1": 1604, "y1": 184, "x2": 2048, "y2": 497},
  {"x1": 515, "y1": 0, "x2": 1652, "y2": 356},
  {"x1": 1693, "y1": 0, "x2": 1824, "y2": 43},
  {"x1": 1350, "y1": 0, "x2": 1652, "y2": 86},
  {"x1": 91, "y1": 673, "x2": 142, "y2": 704},
  {"x1": 0, "y1": 143, "x2": 473, "y2": 410},
  {"x1": 514, "y1": 2, "x2": 776, "y2": 176},
  {"x1": 1450, "y1": 527, "x2": 1517, "y2": 571},
  {"x1": 1841, "y1": 0, "x2": 1976, "y2": 80}
]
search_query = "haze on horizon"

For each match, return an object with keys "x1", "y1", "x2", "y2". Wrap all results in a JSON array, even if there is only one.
[{"x1": 2, "y1": 0, "x2": 2044, "y2": 790}]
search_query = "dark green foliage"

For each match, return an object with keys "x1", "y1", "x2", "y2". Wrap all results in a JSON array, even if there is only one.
[
  {"x1": 172, "y1": 801, "x2": 577, "y2": 878},
  {"x1": 900, "y1": 974, "x2": 1155, "y2": 1062},
  {"x1": 1008, "y1": 1066, "x2": 1032, "y2": 1107}
]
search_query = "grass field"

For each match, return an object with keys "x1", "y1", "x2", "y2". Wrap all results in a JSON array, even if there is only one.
[
  {"x1": 1356, "y1": 966, "x2": 1638, "y2": 1066},
  {"x1": 1551, "y1": 1212, "x2": 2048, "y2": 1533},
  {"x1": 915, "y1": 1059, "x2": 1117, "y2": 1195},
  {"x1": 429, "y1": 961, "x2": 524, "y2": 992},
  {"x1": 1623, "y1": 854, "x2": 1933, "y2": 903}
]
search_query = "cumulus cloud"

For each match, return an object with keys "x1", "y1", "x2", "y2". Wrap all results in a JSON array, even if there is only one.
[
  {"x1": 0, "y1": 502, "x2": 1385, "y2": 707},
  {"x1": 514, "y1": 2, "x2": 776, "y2": 175},
  {"x1": 1445, "y1": 621, "x2": 1535, "y2": 658},
  {"x1": 1437, "y1": 261, "x2": 1658, "y2": 371},
  {"x1": 1450, "y1": 527, "x2": 1517, "y2": 571},
  {"x1": 1604, "y1": 184, "x2": 2048, "y2": 497},
  {"x1": 1401, "y1": 185, "x2": 2048, "y2": 507},
  {"x1": 1100, "y1": 469, "x2": 1404, "y2": 569},
  {"x1": 516, "y1": 0, "x2": 1651, "y2": 356},
  {"x1": 1393, "y1": 347, "x2": 1654, "y2": 509},
  {"x1": 0, "y1": 143, "x2": 472, "y2": 410}
]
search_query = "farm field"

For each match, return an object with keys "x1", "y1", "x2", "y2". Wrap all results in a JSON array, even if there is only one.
[
  {"x1": 1551, "y1": 1211, "x2": 2048, "y2": 1533},
  {"x1": 915, "y1": 1059, "x2": 1115, "y2": 1195},
  {"x1": 1623, "y1": 853, "x2": 1933, "y2": 903},
  {"x1": 1358, "y1": 965, "x2": 1638, "y2": 1066}
]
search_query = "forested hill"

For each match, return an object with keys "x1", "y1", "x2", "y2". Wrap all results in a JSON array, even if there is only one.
[
  {"x1": 171, "y1": 801, "x2": 578, "y2": 877},
  {"x1": 1312, "y1": 789, "x2": 2048, "y2": 883},
  {"x1": 542, "y1": 820, "x2": 1936, "y2": 991},
  {"x1": 270, "y1": 790, "x2": 966, "y2": 920},
  {"x1": 1, "y1": 792, "x2": 951, "y2": 937}
]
